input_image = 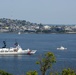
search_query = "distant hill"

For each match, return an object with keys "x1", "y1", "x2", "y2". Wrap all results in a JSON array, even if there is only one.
[{"x1": 0, "y1": 18, "x2": 40, "y2": 26}]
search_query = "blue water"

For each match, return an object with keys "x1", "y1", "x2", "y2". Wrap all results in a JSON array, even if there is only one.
[{"x1": 0, "y1": 33, "x2": 76, "y2": 75}]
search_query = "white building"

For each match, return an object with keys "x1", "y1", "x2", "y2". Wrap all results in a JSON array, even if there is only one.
[{"x1": 43, "y1": 25, "x2": 51, "y2": 30}]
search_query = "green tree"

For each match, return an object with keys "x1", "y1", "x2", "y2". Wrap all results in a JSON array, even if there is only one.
[
  {"x1": 49, "y1": 72, "x2": 60, "y2": 75},
  {"x1": 62, "y1": 68, "x2": 76, "y2": 75},
  {"x1": 26, "y1": 70, "x2": 38, "y2": 75},
  {"x1": 36, "y1": 52, "x2": 56, "y2": 75},
  {"x1": 0, "y1": 70, "x2": 12, "y2": 75}
]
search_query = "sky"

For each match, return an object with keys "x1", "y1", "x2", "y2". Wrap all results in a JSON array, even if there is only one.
[{"x1": 0, "y1": 0, "x2": 76, "y2": 24}]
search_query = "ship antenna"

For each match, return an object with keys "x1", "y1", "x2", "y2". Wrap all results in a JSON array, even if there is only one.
[
  {"x1": 2, "y1": 40, "x2": 6, "y2": 48},
  {"x1": 14, "y1": 39, "x2": 18, "y2": 46}
]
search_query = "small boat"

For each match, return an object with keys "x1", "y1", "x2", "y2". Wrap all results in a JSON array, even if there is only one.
[
  {"x1": 57, "y1": 46, "x2": 67, "y2": 50},
  {"x1": 18, "y1": 32, "x2": 21, "y2": 35},
  {"x1": 0, "y1": 41, "x2": 37, "y2": 55}
]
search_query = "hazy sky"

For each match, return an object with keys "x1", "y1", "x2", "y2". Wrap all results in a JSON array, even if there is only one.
[{"x1": 0, "y1": 0, "x2": 76, "y2": 24}]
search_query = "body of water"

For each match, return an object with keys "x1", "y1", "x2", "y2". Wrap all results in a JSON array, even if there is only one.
[{"x1": 0, "y1": 33, "x2": 76, "y2": 75}]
